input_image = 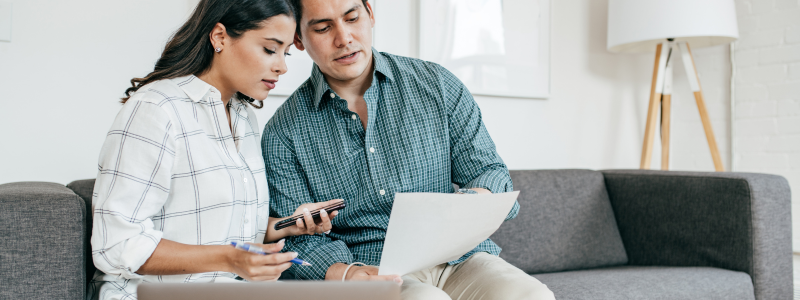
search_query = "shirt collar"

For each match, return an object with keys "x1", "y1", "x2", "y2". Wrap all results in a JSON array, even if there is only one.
[
  {"x1": 312, "y1": 47, "x2": 395, "y2": 108},
  {"x1": 174, "y1": 75, "x2": 212, "y2": 102}
]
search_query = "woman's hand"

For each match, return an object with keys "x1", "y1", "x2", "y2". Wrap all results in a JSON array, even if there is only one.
[
  {"x1": 227, "y1": 240, "x2": 295, "y2": 281},
  {"x1": 285, "y1": 199, "x2": 342, "y2": 236}
]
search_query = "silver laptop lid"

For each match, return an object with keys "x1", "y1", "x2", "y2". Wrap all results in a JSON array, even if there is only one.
[{"x1": 138, "y1": 281, "x2": 401, "y2": 300}]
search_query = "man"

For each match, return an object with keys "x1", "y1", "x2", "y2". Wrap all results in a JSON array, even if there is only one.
[{"x1": 261, "y1": 0, "x2": 555, "y2": 299}]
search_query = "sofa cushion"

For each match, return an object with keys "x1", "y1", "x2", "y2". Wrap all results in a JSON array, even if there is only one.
[
  {"x1": 532, "y1": 266, "x2": 755, "y2": 300},
  {"x1": 489, "y1": 170, "x2": 627, "y2": 274},
  {"x1": 66, "y1": 178, "x2": 96, "y2": 286}
]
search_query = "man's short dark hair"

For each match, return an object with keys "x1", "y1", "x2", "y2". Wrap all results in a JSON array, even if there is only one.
[{"x1": 288, "y1": 0, "x2": 371, "y2": 37}]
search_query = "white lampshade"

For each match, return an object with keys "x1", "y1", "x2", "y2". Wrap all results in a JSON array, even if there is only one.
[{"x1": 607, "y1": 0, "x2": 739, "y2": 53}]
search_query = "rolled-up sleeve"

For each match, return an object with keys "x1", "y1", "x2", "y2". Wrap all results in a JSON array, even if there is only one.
[
  {"x1": 91, "y1": 100, "x2": 175, "y2": 279},
  {"x1": 262, "y1": 114, "x2": 353, "y2": 280},
  {"x1": 438, "y1": 64, "x2": 519, "y2": 220}
]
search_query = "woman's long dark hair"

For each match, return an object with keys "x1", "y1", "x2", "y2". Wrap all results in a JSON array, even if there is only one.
[{"x1": 121, "y1": 0, "x2": 294, "y2": 108}]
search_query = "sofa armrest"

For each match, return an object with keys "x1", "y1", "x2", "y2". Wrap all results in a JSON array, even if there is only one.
[
  {"x1": 601, "y1": 170, "x2": 791, "y2": 300},
  {"x1": 66, "y1": 179, "x2": 96, "y2": 287},
  {"x1": 0, "y1": 182, "x2": 86, "y2": 300}
]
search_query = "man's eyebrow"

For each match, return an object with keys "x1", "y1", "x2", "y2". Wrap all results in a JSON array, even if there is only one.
[
  {"x1": 307, "y1": 17, "x2": 332, "y2": 27},
  {"x1": 306, "y1": 4, "x2": 362, "y2": 27},
  {"x1": 342, "y1": 4, "x2": 360, "y2": 16}
]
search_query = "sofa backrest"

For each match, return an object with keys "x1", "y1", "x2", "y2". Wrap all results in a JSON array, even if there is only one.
[
  {"x1": 66, "y1": 179, "x2": 96, "y2": 287},
  {"x1": 489, "y1": 169, "x2": 628, "y2": 274}
]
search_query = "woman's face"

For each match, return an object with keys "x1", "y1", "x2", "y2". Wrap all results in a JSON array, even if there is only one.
[{"x1": 214, "y1": 15, "x2": 296, "y2": 101}]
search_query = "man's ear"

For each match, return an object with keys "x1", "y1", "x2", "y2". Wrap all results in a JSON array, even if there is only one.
[
  {"x1": 293, "y1": 32, "x2": 306, "y2": 51},
  {"x1": 365, "y1": 1, "x2": 375, "y2": 28}
]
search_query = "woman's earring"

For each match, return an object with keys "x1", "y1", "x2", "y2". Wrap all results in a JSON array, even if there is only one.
[{"x1": 215, "y1": 47, "x2": 221, "y2": 53}]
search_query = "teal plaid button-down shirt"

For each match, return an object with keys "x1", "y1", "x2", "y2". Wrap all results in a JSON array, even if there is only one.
[{"x1": 262, "y1": 48, "x2": 519, "y2": 280}]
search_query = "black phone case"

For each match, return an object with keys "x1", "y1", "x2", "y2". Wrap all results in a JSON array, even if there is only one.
[{"x1": 274, "y1": 201, "x2": 346, "y2": 230}]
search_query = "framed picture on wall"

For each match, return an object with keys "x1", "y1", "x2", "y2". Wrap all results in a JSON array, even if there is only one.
[{"x1": 419, "y1": 0, "x2": 550, "y2": 99}]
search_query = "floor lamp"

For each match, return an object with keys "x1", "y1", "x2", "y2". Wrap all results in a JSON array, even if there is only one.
[{"x1": 607, "y1": 0, "x2": 739, "y2": 171}]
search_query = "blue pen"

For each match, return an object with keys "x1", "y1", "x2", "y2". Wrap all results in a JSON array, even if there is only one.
[{"x1": 230, "y1": 241, "x2": 312, "y2": 266}]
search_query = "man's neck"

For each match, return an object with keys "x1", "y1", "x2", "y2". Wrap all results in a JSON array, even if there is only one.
[{"x1": 324, "y1": 53, "x2": 375, "y2": 105}]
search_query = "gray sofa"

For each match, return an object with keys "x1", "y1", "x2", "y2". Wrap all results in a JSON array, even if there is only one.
[{"x1": 0, "y1": 169, "x2": 792, "y2": 299}]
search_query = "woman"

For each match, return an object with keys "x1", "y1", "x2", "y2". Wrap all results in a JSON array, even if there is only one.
[{"x1": 88, "y1": 0, "x2": 337, "y2": 299}]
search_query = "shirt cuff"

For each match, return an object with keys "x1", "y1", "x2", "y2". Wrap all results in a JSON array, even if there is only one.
[
  {"x1": 92, "y1": 220, "x2": 163, "y2": 280},
  {"x1": 505, "y1": 200, "x2": 520, "y2": 220},
  {"x1": 462, "y1": 169, "x2": 513, "y2": 194},
  {"x1": 286, "y1": 236, "x2": 353, "y2": 280},
  {"x1": 463, "y1": 170, "x2": 519, "y2": 220}
]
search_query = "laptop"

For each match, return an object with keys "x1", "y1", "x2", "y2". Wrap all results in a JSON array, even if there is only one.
[{"x1": 138, "y1": 281, "x2": 401, "y2": 300}]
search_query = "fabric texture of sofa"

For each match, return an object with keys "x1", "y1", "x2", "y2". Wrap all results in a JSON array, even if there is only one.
[{"x1": 0, "y1": 169, "x2": 792, "y2": 299}]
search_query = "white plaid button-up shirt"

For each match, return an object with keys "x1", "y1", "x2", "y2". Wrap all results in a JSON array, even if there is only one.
[{"x1": 88, "y1": 75, "x2": 269, "y2": 300}]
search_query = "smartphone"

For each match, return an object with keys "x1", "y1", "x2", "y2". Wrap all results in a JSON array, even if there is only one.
[{"x1": 273, "y1": 201, "x2": 346, "y2": 231}]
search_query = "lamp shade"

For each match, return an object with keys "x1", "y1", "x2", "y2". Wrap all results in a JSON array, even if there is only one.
[{"x1": 607, "y1": 0, "x2": 739, "y2": 53}]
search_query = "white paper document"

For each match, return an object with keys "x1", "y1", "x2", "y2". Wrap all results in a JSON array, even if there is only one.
[{"x1": 378, "y1": 191, "x2": 519, "y2": 276}]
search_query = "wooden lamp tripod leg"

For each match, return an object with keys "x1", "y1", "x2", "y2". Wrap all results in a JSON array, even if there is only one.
[
  {"x1": 641, "y1": 43, "x2": 669, "y2": 169},
  {"x1": 661, "y1": 45, "x2": 674, "y2": 170},
  {"x1": 678, "y1": 42, "x2": 725, "y2": 171}
]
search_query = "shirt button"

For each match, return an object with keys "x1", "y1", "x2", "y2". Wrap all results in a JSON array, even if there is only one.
[
  {"x1": 243, "y1": 178, "x2": 248, "y2": 183},
  {"x1": 244, "y1": 219, "x2": 249, "y2": 224},
  {"x1": 330, "y1": 93, "x2": 336, "y2": 98},
  {"x1": 351, "y1": 114, "x2": 357, "y2": 120},
  {"x1": 369, "y1": 147, "x2": 375, "y2": 153},
  {"x1": 379, "y1": 189, "x2": 386, "y2": 195}
]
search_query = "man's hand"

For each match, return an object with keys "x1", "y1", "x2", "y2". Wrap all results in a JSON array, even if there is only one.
[
  {"x1": 470, "y1": 188, "x2": 492, "y2": 194},
  {"x1": 325, "y1": 263, "x2": 403, "y2": 284},
  {"x1": 346, "y1": 265, "x2": 404, "y2": 283},
  {"x1": 287, "y1": 199, "x2": 342, "y2": 236},
  {"x1": 266, "y1": 199, "x2": 343, "y2": 243}
]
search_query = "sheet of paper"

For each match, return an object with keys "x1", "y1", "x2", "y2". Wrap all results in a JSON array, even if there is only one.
[{"x1": 378, "y1": 191, "x2": 519, "y2": 276}]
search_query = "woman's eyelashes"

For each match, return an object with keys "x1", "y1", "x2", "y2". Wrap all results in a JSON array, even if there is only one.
[{"x1": 264, "y1": 48, "x2": 291, "y2": 56}]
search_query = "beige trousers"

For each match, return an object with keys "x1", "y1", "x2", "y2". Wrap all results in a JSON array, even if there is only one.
[{"x1": 400, "y1": 252, "x2": 555, "y2": 300}]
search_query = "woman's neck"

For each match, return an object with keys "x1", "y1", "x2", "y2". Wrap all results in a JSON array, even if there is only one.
[{"x1": 197, "y1": 70, "x2": 234, "y2": 105}]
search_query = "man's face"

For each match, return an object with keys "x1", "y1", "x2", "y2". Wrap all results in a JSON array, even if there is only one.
[{"x1": 294, "y1": 0, "x2": 375, "y2": 82}]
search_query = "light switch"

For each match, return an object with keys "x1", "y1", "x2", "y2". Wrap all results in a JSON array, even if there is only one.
[{"x1": 0, "y1": 2, "x2": 11, "y2": 42}]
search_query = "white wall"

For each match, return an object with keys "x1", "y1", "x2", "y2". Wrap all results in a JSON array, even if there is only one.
[
  {"x1": 732, "y1": 0, "x2": 800, "y2": 250},
  {"x1": 0, "y1": 0, "x2": 286, "y2": 185},
  {"x1": 0, "y1": 0, "x2": 194, "y2": 184}
]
